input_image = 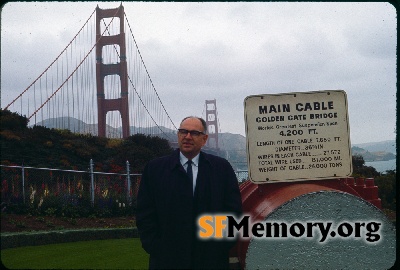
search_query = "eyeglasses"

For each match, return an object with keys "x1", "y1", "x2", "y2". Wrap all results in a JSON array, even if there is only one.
[{"x1": 178, "y1": 129, "x2": 205, "y2": 137}]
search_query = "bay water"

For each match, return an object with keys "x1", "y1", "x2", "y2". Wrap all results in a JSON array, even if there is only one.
[{"x1": 365, "y1": 159, "x2": 396, "y2": 173}]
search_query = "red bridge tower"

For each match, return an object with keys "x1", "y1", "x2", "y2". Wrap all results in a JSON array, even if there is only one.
[
  {"x1": 96, "y1": 5, "x2": 130, "y2": 138},
  {"x1": 205, "y1": 99, "x2": 219, "y2": 149}
]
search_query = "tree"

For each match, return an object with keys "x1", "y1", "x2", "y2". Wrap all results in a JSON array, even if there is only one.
[
  {"x1": 1, "y1": 110, "x2": 173, "y2": 172},
  {"x1": 0, "y1": 109, "x2": 29, "y2": 131},
  {"x1": 351, "y1": 154, "x2": 380, "y2": 178},
  {"x1": 113, "y1": 134, "x2": 174, "y2": 172},
  {"x1": 352, "y1": 154, "x2": 396, "y2": 212},
  {"x1": 374, "y1": 170, "x2": 396, "y2": 211}
]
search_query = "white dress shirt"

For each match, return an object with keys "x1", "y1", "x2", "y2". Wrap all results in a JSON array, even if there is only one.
[{"x1": 180, "y1": 152, "x2": 200, "y2": 194}]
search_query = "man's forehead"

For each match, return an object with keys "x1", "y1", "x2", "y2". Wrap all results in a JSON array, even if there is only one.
[{"x1": 180, "y1": 118, "x2": 202, "y2": 128}]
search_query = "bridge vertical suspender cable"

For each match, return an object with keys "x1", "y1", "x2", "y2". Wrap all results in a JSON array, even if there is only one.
[
  {"x1": 3, "y1": 9, "x2": 97, "y2": 111},
  {"x1": 124, "y1": 12, "x2": 177, "y2": 132},
  {"x1": 27, "y1": 9, "x2": 120, "y2": 121},
  {"x1": 5, "y1": 5, "x2": 177, "y2": 140}
]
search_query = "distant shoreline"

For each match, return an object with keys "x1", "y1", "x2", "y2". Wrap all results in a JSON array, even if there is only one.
[{"x1": 365, "y1": 159, "x2": 396, "y2": 173}]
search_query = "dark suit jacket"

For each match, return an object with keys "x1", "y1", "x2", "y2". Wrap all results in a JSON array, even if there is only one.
[{"x1": 136, "y1": 149, "x2": 243, "y2": 269}]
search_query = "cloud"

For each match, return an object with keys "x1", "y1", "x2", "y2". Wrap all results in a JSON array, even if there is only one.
[{"x1": 1, "y1": 2, "x2": 396, "y2": 144}]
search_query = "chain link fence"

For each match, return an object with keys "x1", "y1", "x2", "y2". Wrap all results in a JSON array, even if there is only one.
[
  {"x1": 1, "y1": 161, "x2": 248, "y2": 218},
  {"x1": 235, "y1": 170, "x2": 249, "y2": 183},
  {"x1": 1, "y1": 161, "x2": 141, "y2": 217}
]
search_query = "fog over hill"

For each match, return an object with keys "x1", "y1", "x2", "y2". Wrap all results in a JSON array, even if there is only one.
[
  {"x1": 352, "y1": 140, "x2": 396, "y2": 155},
  {"x1": 34, "y1": 117, "x2": 395, "y2": 167},
  {"x1": 33, "y1": 117, "x2": 176, "y2": 140},
  {"x1": 34, "y1": 117, "x2": 247, "y2": 149}
]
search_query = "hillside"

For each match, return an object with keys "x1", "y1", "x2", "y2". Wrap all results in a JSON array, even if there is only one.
[
  {"x1": 353, "y1": 140, "x2": 396, "y2": 155},
  {"x1": 351, "y1": 146, "x2": 396, "y2": 162},
  {"x1": 28, "y1": 116, "x2": 396, "y2": 166},
  {"x1": 219, "y1": 133, "x2": 247, "y2": 170},
  {"x1": 1, "y1": 110, "x2": 174, "y2": 172},
  {"x1": 33, "y1": 117, "x2": 176, "y2": 140}
]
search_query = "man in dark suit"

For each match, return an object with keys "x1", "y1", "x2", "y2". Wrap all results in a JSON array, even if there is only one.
[{"x1": 137, "y1": 116, "x2": 243, "y2": 269}]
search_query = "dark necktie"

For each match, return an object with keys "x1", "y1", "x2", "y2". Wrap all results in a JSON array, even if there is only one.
[{"x1": 186, "y1": 160, "x2": 193, "y2": 184}]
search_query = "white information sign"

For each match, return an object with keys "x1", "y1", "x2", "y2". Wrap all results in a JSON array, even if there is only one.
[{"x1": 244, "y1": 90, "x2": 352, "y2": 183}]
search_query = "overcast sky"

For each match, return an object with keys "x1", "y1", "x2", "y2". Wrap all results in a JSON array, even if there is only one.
[{"x1": 1, "y1": 1, "x2": 397, "y2": 144}]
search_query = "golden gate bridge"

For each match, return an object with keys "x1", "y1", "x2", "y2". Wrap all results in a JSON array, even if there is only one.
[{"x1": 4, "y1": 4, "x2": 223, "y2": 147}]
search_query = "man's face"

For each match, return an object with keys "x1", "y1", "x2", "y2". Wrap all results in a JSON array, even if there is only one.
[{"x1": 178, "y1": 118, "x2": 208, "y2": 159}]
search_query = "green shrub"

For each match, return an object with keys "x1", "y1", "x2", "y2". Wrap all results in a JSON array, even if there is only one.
[{"x1": 375, "y1": 170, "x2": 396, "y2": 211}]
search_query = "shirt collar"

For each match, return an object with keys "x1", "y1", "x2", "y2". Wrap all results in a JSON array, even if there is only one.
[{"x1": 180, "y1": 152, "x2": 200, "y2": 167}]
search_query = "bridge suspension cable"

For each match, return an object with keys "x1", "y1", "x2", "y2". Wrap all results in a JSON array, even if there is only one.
[
  {"x1": 3, "y1": 8, "x2": 97, "y2": 112},
  {"x1": 4, "y1": 5, "x2": 178, "y2": 140},
  {"x1": 124, "y1": 12, "x2": 178, "y2": 133},
  {"x1": 28, "y1": 9, "x2": 119, "y2": 121},
  {"x1": 100, "y1": 13, "x2": 178, "y2": 140}
]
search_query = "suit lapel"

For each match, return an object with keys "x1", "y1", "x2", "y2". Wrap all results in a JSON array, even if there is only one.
[{"x1": 194, "y1": 152, "x2": 212, "y2": 212}]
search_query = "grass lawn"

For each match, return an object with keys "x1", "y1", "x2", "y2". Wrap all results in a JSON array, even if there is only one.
[{"x1": 1, "y1": 238, "x2": 149, "y2": 269}]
